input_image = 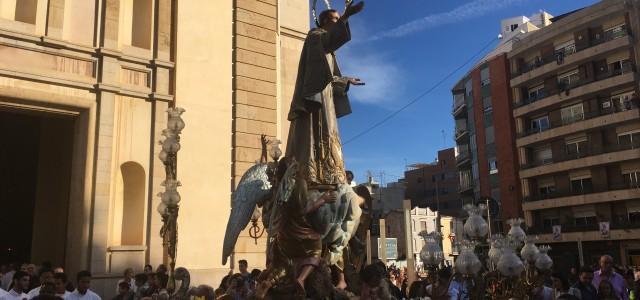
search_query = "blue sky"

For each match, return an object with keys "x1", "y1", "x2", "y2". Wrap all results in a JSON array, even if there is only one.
[{"x1": 314, "y1": 0, "x2": 599, "y2": 185}]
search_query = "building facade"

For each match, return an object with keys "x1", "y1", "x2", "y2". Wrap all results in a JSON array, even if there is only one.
[
  {"x1": 508, "y1": 0, "x2": 640, "y2": 268},
  {"x1": 0, "y1": 0, "x2": 308, "y2": 297},
  {"x1": 404, "y1": 148, "x2": 461, "y2": 216},
  {"x1": 451, "y1": 12, "x2": 552, "y2": 230}
]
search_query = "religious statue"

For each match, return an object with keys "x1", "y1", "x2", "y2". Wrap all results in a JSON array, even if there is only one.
[
  {"x1": 286, "y1": 0, "x2": 365, "y2": 187},
  {"x1": 221, "y1": 1, "x2": 366, "y2": 298}
]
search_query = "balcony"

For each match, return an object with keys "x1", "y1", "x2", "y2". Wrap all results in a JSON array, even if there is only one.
[
  {"x1": 456, "y1": 151, "x2": 471, "y2": 167},
  {"x1": 528, "y1": 217, "x2": 640, "y2": 243},
  {"x1": 523, "y1": 184, "x2": 640, "y2": 210},
  {"x1": 522, "y1": 140, "x2": 640, "y2": 170},
  {"x1": 514, "y1": 61, "x2": 637, "y2": 117},
  {"x1": 520, "y1": 146, "x2": 640, "y2": 179},
  {"x1": 516, "y1": 105, "x2": 639, "y2": 148},
  {"x1": 452, "y1": 101, "x2": 467, "y2": 118},
  {"x1": 511, "y1": 25, "x2": 631, "y2": 84},
  {"x1": 455, "y1": 128, "x2": 469, "y2": 142}
]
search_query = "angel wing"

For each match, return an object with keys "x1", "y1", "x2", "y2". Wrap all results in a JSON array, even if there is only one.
[{"x1": 222, "y1": 163, "x2": 271, "y2": 265}]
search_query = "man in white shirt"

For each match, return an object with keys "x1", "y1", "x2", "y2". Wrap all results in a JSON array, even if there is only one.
[
  {"x1": 0, "y1": 271, "x2": 30, "y2": 300},
  {"x1": 66, "y1": 271, "x2": 100, "y2": 300},
  {"x1": 27, "y1": 269, "x2": 54, "y2": 299},
  {"x1": 53, "y1": 273, "x2": 71, "y2": 300}
]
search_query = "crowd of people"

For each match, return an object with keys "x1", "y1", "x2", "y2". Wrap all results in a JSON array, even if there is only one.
[
  {"x1": 3, "y1": 254, "x2": 640, "y2": 300},
  {"x1": 0, "y1": 262, "x2": 175, "y2": 300}
]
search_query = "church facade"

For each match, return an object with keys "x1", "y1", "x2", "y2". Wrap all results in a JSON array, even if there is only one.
[{"x1": 0, "y1": 0, "x2": 308, "y2": 297}]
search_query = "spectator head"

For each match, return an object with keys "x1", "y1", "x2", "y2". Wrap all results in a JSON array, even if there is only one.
[
  {"x1": 76, "y1": 270, "x2": 92, "y2": 293},
  {"x1": 123, "y1": 268, "x2": 134, "y2": 280},
  {"x1": 53, "y1": 273, "x2": 67, "y2": 294},
  {"x1": 27, "y1": 264, "x2": 37, "y2": 276},
  {"x1": 39, "y1": 269, "x2": 54, "y2": 285},
  {"x1": 147, "y1": 272, "x2": 158, "y2": 288},
  {"x1": 134, "y1": 273, "x2": 147, "y2": 287},
  {"x1": 20, "y1": 264, "x2": 28, "y2": 272},
  {"x1": 250, "y1": 269, "x2": 261, "y2": 280},
  {"x1": 218, "y1": 275, "x2": 231, "y2": 291},
  {"x1": 143, "y1": 265, "x2": 153, "y2": 274},
  {"x1": 238, "y1": 260, "x2": 248, "y2": 274},
  {"x1": 118, "y1": 281, "x2": 130, "y2": 295},
  {"x1": 227, "y1": 274, "x2": 245, "y2": 291},
  {"x1": 599, "y1": 255, "x2": 614, "y2": 275},
  {"x1": 345, "y1": 171, "x2": 354, "y2": 183},
  {"x1": 551, "y1": 272, "x2": 570, "y2": 291},
  {"x1": 156, "y1": 264, "x2": 167, "y2": 275},
  {"x1": 13, "y1": 271, "x2": 30, "y2": 292},
  {"x1": 53, "y1": 267, "x2": 64, "y2": 274},
  {"x1": 578, "y1": 266, "x2": 593, "y2": 284},
  {"x1": 40, "y1": 281, "x2": 56, "y2": 296}
]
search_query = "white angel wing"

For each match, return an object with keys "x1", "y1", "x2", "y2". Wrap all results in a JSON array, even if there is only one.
[{"x1": 222, "y1": 163, "x2": 271, "y2": 265}]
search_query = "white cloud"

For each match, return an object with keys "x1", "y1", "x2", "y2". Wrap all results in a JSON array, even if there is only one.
[
  {"x1": 367, "y1": 0, "x2": 525, "y2": 42},
  {"x1": 338, "y1": 48, "x2": 404, "y2": 105}
]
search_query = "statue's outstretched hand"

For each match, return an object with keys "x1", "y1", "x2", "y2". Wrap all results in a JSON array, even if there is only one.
[
  {"x1": 347, "y1": 77, "x2": 365, "y2": 86},
  {"x1": 343, "y1": 1, "x2": 364, "y2": 19}
]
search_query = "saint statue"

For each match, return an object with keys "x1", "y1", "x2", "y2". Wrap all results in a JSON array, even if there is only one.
[{"x1": 286, "y1": 1, "x2": 365, "y2": 187}]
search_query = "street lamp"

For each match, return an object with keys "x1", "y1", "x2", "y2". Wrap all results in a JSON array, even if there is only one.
[{"x1": 158, "y1": 107, "x2": 185, "y2": 294}]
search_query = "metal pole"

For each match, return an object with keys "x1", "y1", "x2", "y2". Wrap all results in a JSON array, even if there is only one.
[
  {"x1": 578, "y1": 238, "x2": 584, "y2": 267},
  {"x1": 486, "y1": 198, "x2": 492, "y2": 238},
  {"x1": 366, "y1": 229, "x2": 372, "y2": 265},
  {"x1": 403, "y1": 200, "x2": 417, "y2": 285},
  {"x1": 380, "y1": 218, "x2": 388, "y2": 264}
]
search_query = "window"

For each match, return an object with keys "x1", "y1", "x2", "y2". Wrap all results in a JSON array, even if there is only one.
[
  {"x1": 566, "y1": 136, "x2": 588, "y2": 158},
  {"x1": 539, "y1": 185, "x2": 557, "y2": 199},
  {"x1": 604, "y1": 24, "x2": 627, "y2": 40},
  {"x1": 623, "y1": 171, "x2": 640, "y2": 188},
  {"x1": 420, "y1": 221, "x2": 427, "y2": 231},
  {"x1": 609, "y1": 59, "x2": 630, "y2": 76},
  {"x1": 489, "y1": 159, "x2": 498, "y2": 174},
  {"x1": 530, "y1": 116, "x2": 550, "y2": 133},
  {"x1": 510, "y1": 24, "x2": 519, "y2": 31},
  {"x1": 611, "y1": 91, "x2": 636, "y2": 111},
  {"x1": 561, "y1": 103, "x2": 584, "y2": 125},
  {"x1": 618, "y1": 130, "x2": 640, "y2": 149},
  {"x1": 571, "y1": 177, "x2": 593, "y2": 194},
  {"x1": 533, "y1": 147, "x2": 553, "y2": 165},
  {"x1": 528, "y1": 85, "x2": 545, "y2": 102},
  {"x1": 555, "y1": 40, "x2": 576, "y2": 57},
  {"x1": 484, "y1": 109, "x2": 493, "y2": 128},
  {"x1": 543, "y1": 217, "x2": 560, "y2": 229},
  {"x1": 575, "y1": 215, "x2": 597, "y2": 227},
  {"x1": 558, "y1": 70, "x2": 580, "y2": 88},
  {"x1": 486, "y1": 127, "x2": 495, "y2": 144}
]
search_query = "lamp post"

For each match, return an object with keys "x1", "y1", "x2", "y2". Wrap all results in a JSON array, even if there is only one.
[
  {"x1": 157, "y1": 107, "x2": 185, "y2": 294},
  {"x1": 419, "y1": 203, "x2": 554, "y2": 299}
]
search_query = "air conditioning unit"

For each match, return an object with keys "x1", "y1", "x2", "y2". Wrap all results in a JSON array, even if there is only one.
[{"x1": 602, "y1": 101, "x2": 611, "y2": 109}]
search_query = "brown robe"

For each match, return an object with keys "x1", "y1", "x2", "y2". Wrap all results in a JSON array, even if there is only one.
[{"x1": 286, "y1": 20, "x2": 353, "y2": 186}]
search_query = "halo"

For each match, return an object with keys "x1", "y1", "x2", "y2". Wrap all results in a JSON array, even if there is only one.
[{"x1": 312, "y1": 0, "x2": 353, "y2": 27}]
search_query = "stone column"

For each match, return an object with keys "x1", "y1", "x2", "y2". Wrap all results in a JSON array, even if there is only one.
[
  {"x1": 403, "y1": 200, "x2": 416, "y2": 285},
  {"x1": 90, "y1": 91, "x2": 117, "y2": 274}
]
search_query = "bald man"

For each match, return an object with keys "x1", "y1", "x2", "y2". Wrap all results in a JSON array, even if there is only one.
[{"x1": 592, "y1": 255, "x2": 628, "y2": 300}]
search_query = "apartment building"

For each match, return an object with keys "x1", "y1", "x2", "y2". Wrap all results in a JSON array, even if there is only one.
[
  {"x1": 509, "y1": 0, "x2": 640, "y2": 268},
  {"x1": 452, "y1": 12, "x2": 552, "y2": 229},
  {"x1": 404, "y1": 148, "x2": 461, "y2": 216}
]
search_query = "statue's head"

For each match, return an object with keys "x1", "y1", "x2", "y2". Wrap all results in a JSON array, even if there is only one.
[{"x1": 318, "y1": 9, "x2": 340, "y2": 30}]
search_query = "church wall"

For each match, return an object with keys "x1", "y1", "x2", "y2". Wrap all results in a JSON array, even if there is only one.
[{"x1": 172, "y1": 0, "x2": 234, "y2": 288}]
